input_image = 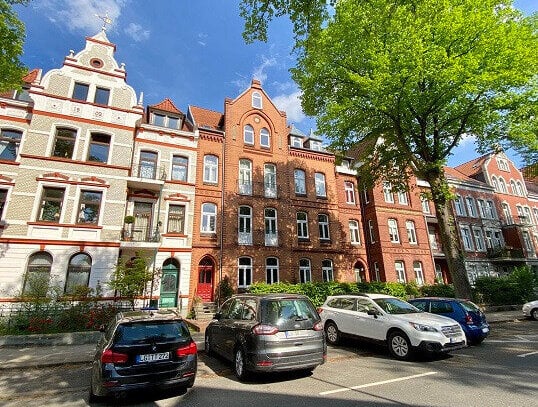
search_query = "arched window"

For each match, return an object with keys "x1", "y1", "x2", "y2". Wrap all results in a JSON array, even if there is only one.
[
  {"x1": 299, "y1": 259, "x2": 311, "y2": 283},
  {"x1": 264, "y1": 163, "x2": 277, "y2": 198},
  {"x1": 266, "y1": 257, "x2": 279, "y2": 284},
  {"x1": 322, "y1": 259, "x2": 334, "y2": 282},
  {"x1": 23, "y1": 252, "x2": 53, "y2": 296},
  {"x1": 238, "y1": 257, "x2": 253, "y2": 288},
  {"x1": 260, "y1": 128, "x2": 270, "y2": 147},
  {"x1": 201, "y1": 203, "x2": 217, "y2": 233},
  {"x1": 498, "y1": 177, "x2": 507, "y2": 193},
  {"x1": 238, "y1": 159, "x2": 253, "y2": 195},
  {"x1": 252, "y1": 91, "x2": 262, "y2": 109},
  {"x1": 65, "y1": 253, "x2": 92, "y2": 294},
  {"x1": 203, "y1": 155, "x2": 218, "y2": 183},
  {"x1": 244, "y1": 125, "x2": 254, "y2": 145},
  {"x1": 238, "y1": 206, "x2": 252, "y2": 245},
  {"x1": 264, "y1": 207, "x2": 278, "y2": 246}
]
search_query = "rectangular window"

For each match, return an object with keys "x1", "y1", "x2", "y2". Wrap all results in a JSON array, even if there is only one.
[
  {"x1": 203, "y1": 155, "x2": 218, "y2": 183},
  {"x1": 0, "y1": 129, "x2": 22, "y2": 161},
  {"x1": 94, "y1": 87, "x2": 110, "y2": 105},
  {"x1": 294, "y1": 169, "x2": 306, "y2": 195},
  {"x1": 297, "y1": 212, "x2": 309, "y2": 239},
  {"x1": 345, "y1": 182, "x2": 356, "y2": 204},
  {"x1": 349, "y1": 220, "x2": 360, "y2": 244},
  {"x1": 487, "y1": 201, "x2": 496, "y2": 219},
  {"x1": 72, "y1": 82, "x2": 89, "y2": 101},
  {"x1": 52, "y1": 128, "x2": 77, "y2": 159},
  {"x1": 76, "y1": 190, "x2": 102, "y2": 224},
  {"x1": 167, "y1": 205, "x2": 185, "y2": 234},
  {"x1": 0, "y1": 188, "x2": 7, "y2": 219},
  {"x1": 406, "y1": 220, "x2": 417, "y2": 244},
  {"x1": 368, "y1": 220, "x2": 376, "y2": 243},
  {"x1": 315, "y1": 173, "x2": 326, "y2": 197},
  {"x1": 383, "y1": 182, "x2": 394, "y2": 203},
  {"x1": 397, "y1": 191, "x2": 408, "y2": 205},
  {"x1": 266, "y1": 258, "x2": 279, "y2": 284},
  {"x1": 413, "y1": 261, "x2": 424, "y2": 285},
  {"x1": 466, "y1": 197, "x2": 477, "y2": 217},
  {"x1": 264, "y1": 164, "x2": 277, "y2": 198},
  {"x1": 291, "y1": 136, "x2": 302, "y2": 148},
  {"x1": 87, "y1": 133, "x2": 110, "y2": 163},
  {"x1": 322, "y1": 260, "x2": 334, "y2": 282},
  {"x1": 454, "y1": 195, "x2": 466, "y2": 216},
  {"x1": 461, "y1": 226, "x2": 474, "y2": 251},
  {"x1": 473, "y1": 227, "x2": 486, "y2": 251},
  {"x1": 477, "y1": 199, "x2": 487, "y2": 218},
  {"x1": 299, "y1": 259, "x2": 311, "y2": 283},
  {"x1": 421, "y1": 196, "x2": 431, "y2": 214},
  {"x1": 318, "y1": 214, "x2": 330, "y2": 240},
  {"x1": 171, "y1": 155, "x2": 188, "y2": 181},
  {"x1": 362, "y1": 188, "x2": 370, "y2": 204},
  {"x1": 395, "y1": 261, "x2": 407, "y2": 283},
  {"x1": 388, "y1": 219, "x2": 400, "y2": 243},
  {"x1": 39, "y1": 187, "x2": 65, "y2": 222}
]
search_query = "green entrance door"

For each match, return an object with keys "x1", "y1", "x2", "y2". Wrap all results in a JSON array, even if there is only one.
[{"x1": 159, "y1": 262, "x2": 179, "y2": 308}]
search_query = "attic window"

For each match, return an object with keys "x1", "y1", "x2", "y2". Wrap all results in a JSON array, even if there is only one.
[
  {"x1": 310, "y1": 140, "x2": 322, "y2": 151},
  {"x1": 252, "y1": 91, "x2": 262, "y2": 109},
  {"x1": 152, "y1": 113, "x2": 180, "y2": 130},
  {"x1": 90, "y1": 58, "x2": 103, "y2": 69},
  {"x1": 290, "y1": 136, "x2": 302, "y2": 148}
]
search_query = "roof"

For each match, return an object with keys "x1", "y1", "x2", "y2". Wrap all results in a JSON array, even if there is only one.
[
  {"x1": 454, "y1": 154, "x2": 490, "y2": 179},
  {"x1": 150, "y1": 98, "x2": 182, "y2": 114},
  {"x1": 189, "y1": 105, "x2": 224, "y2": 130},
  {"x1": 443, "y1": 166, "x2": 487, "y2": 186}
]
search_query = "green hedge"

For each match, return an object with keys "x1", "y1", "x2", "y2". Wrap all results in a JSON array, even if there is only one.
[
  {"x1": 248, "y1": 281, "x2": 455, "y2": 307},
  {"x1": 472, "y1": 266, "x2": 537, "y2": 306}
]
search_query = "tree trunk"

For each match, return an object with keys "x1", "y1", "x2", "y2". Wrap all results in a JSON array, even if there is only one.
[{"x1": 427, "y1": 173, "x2": 473, "y2": 299}]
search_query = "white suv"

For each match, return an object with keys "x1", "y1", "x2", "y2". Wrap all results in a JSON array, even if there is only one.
[{"x1": 319, "y1": 294, "x2": 466, "y2": 360}]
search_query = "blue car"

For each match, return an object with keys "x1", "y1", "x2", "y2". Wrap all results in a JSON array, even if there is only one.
[{"x1": 408, "y1": 297, "x2": 490, "y2": 345}]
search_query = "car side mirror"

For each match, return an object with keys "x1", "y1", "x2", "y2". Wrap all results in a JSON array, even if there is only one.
[{"x1": 367, "y1": 309, "x2": 379, "y2": 318}]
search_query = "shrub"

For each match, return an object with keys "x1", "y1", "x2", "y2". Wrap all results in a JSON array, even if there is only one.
[
  {"x1": 473, "y1": 266, "x2": 537, "y2": 305},
  {"x1": 420, "y1": 284, "x2": 455, "y2": 298}
]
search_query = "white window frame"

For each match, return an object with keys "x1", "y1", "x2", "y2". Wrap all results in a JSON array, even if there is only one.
[
  {"x1": 203, "y1": 155, "x2": 218, "y2": 183},
  {"x1": 413, "y1": 261, "x2": 425, "y2": 285},
  {"x1": 383, "y1": 181, "x2": 394, "y2": 203},
  {"x1": 297, "y1": 212, "x2": 309, "y2": 239},
  {"x1": 238, "y1": 206, "x2": 252, "y2": 245},
  {"x1": 460, "y1": 226, "x2": 474, "y2": 251},
  {"x1": 260, "y1": 128, "x2": 270, "y2": 148},
  {"x1": 454, "y1": 195, "x2": 466, "y2": 216},
  {"x1": 496, "y1": 157, "x2": 509, "y2": 171},
  {"x1": 498, "y1": 177, "x2": 507, "y2": 193},
  {"x1": 294, "y1": 169, "x2": 306, "y2": 195},
  {"x1": 397, "y1": 191, "x2": 408, "y2": 205},
  {"x1": 368, "y1": 219, "x2": 376, "y2": 243},
  {"x1": 349, "y1": 220, "x2": 360, "y2": 244},
  {"x1": 238, "y1": 257, "x2": 252, "y2": 288},
  {"x1": 201, "y1": 203, "x2": 217, "y2": 233},
  {"x1": 473, "y1": 227, "x2": 486, "y2": 252},
  {"x1": 388, "y1": 218, "x2": 400, "y2": 243},
  {"x1": 315, "y1": 172, "x2": 326, "y2": 197},
  {"x1": 243, "y1": 125, "x2": 254, "y2": 145},
  {"x1": 322, "y1": 259, "x2": 334, "y2": 282},
  {"x1": 318, "y1": 213, "x2": 330, "y2": 241},
  {"x1": 421, "y1": 196, "x2": 431, "y2": 214},
  {"x1": 345, "y1": 182, "x2": 356, "y2": 204},
  {"x1": 395, "y1": 261, "x2": 407, "y2": 283},
  {"x1": 264, "y1": 207, "x2": 278, "y2": 246},
  {"x1": 238, "y1": 159, "x2": 253, "y2": 195},
  {"x1": 406, "y1": 220, "x2": 417, "y2": 244},
  {"x1": 266, "y1": 257, "x2": 279, "y2": 284},
  {"x1": 299, "y1": 259, "x2": 311, "y2": 283},
  {"x1": 264, "y1": 163, "x2": 277, "y2": 198},
  {"x1": 466, "y1": 196, "x2": 477, "y2": 217},
  {"x1": 252, "y1": 91, "x2": 262, "y2": 109}
]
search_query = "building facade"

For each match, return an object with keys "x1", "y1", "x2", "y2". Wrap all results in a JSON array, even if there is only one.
[{"x1": 1, "y1": 31, "x2": 536, "y2": 313}]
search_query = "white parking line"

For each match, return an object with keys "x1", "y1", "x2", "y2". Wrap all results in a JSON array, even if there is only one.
[
  {"x1": 319, "y1": 371, "x2": 438, "y2": 395},
  {"x1": 517, "y1": 351, "x2": 538, "y2": 358}
]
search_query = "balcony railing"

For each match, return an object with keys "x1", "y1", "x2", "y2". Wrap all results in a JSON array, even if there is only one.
[
  {"x1": 131, "y1": 163, "x2": 167, "y2": 180},
  {"x1": 121, "y1": 226, "x2": 160, "y2": 243},
  {"x1": 486, "y1": 247, "x2": 524, "y2": 259},
  {"x1": 236, "y1": 181, "x2": 279, "y2": 198}
]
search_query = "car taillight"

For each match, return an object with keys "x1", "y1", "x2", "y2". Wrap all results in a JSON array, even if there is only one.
[
  {"x1": 252, "y1": 324, "x2": 279, "y2": 335},
  {"x1": 313, "y1": 321, "x2": 324, "y2": 331},
  {"x1": 176, "y1": 341, "x2": 197, "y2": 357},
  {"x1": 465, "y1": 314, "x2": 473, "y2": 325},
  {"x1": 101, "y1": 349, "x2": 128, "y2": 364}
]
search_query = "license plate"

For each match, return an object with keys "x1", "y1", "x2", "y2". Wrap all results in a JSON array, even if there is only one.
[
  {"x1": 278, "y1": 330, "x2": 307, "y2": 339},
  {"x1": 482, "y1": 327, "x2": 489, "y2": 333},
  {"x1": 136, "y1": 352, "x2": 170, "y2": 363}
]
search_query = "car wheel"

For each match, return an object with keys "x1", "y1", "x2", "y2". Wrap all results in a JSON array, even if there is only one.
[
  {"x1": 388, "y1": 330, "x2": 412, "y2": 361},
  {"x1": 234, "y1": 347, "x2": 249, "y2": 381},
  {"x1": 325, "y1": 321, "x2": 340, "y2": 345},
  {"x1": 531, "y1": 308, "x2": 538, "y2": 321},
  {"x1": 472, "y1": 336, "x2": 485, "y2": 345},
  {"x1": 205, "y1": 333, "x2": 212, "y2": 357}
]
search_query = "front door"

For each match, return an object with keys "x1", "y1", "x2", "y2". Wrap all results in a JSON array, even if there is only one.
[
  {"x1": 159, "y1": 262, "x2": 179, "y2": 308},
  {"x1": 197, "y1": 257, "x2": 214, "y2": 302}
]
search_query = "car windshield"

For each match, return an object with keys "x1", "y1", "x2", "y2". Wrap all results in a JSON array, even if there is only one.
[
  {"x1": 373, "y1": 298, "x2": 421, "y2": 314},
  {"x1": 261, "y1": 299, "x2": 319, "y2": 328},
  {"x1": 114, "y1": 321, "x2": 189, "y2": 345}
]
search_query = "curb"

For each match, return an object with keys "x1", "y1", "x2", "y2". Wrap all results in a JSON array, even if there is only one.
[{"x1": 0, "y1": 331, "x2": 101, "y2": 347}]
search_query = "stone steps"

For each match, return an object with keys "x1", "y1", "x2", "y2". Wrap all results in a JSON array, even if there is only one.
[{"x1": 194, "y1": 302, "x2": 217, "y2": 321}]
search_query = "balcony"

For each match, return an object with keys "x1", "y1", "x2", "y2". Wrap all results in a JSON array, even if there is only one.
[
  {"x1": 232, "y1": 228, "x2": 282, "y2": 247},
  {"x1": 487, "y1": 247, "x2": 524, "y2": 259},
  {"x1": 121, "y1": 225, "x2": 161, "y2": 243},
  {"x1": 128, "y1": 163, "x2": 167, "y2": 190},
  {"x1": 236, "y1": 181, "x2": 279, "y2": 198}
]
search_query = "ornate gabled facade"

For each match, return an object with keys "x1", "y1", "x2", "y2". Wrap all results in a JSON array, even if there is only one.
[{"x1": 0, "y1": 31, "x2": 535, "y2": 313}]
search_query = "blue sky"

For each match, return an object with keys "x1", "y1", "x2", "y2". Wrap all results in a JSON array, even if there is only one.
[{"x1": 14, "y1": 0, "x2": 536, "y2": 168}]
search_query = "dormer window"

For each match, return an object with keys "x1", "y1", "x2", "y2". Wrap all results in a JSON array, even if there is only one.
[
  {"x1": 152, "y1": 113, "x2": 180, "y2": 129},
  {"x1": 291, "y1": 136, "x2": 302, "y2": 148},
  {"x1": 310, "y1": 140, "x2": 322, "y2": 151},
  {"x1": 342, "y1": 160, "x2": 350, "y2": 168},
  {"x1": 252, "y1": 91, "x2": 262, "y2": 109}
]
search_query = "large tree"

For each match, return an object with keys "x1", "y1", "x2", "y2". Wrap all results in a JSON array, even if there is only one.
[
  {"x1": 0, "y1": 0, "x2": 27, "y2": 92},
  {"x1": 240, "y1": 0, "x2": 537, "y2": 298}
]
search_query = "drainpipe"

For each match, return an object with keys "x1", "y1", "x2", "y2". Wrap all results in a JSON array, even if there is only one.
[
  {"x1": 218, "y1": 130, "x2": 226, "y2": 306},
  {"x1": 148, "y1": 171, "x2": 165, "y2": 307}
]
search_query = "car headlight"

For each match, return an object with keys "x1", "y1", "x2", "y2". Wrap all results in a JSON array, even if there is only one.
[{"x1": 409, "y1": 322, "x2": 438, "y2": 332}]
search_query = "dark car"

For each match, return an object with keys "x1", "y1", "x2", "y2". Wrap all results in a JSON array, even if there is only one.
[
  {"x1": 408, "y1": 297, "x2": 490, "y2": 344},
  {"x1": 205, "y1": 293, "x2": 326, "y2": 381},
  {"x1": 89, "y1": 309, "x2": 197, "y2": 402}
]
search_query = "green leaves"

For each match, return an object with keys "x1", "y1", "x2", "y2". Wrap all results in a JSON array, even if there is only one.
[{"x1": 0, "y1": 0, "x2": 27, "y2": 92}]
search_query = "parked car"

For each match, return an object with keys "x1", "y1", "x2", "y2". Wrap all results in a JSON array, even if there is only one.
[
  {"x1": 89, "y1": 309, "x2": 197, "y2": 402},
  {"x1": 408, "y1": 297, "x2": 490, "y2": 344},
  {"x1": 204, "y1": 293, "x2": 326, "y2": 380},
  {"x1": 522, "y1": 300, "x2": 538, "y2": 320},
  {"x1": 318, "y1": 294, "x2": 466, "y2": 360}
]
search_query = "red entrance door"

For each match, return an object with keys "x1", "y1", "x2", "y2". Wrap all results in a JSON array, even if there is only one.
[{"x1": 197, "y1": 258, "x2": 214, "y2": 302}]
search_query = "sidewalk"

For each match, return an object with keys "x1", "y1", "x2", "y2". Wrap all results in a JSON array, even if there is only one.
[{"x1": 0, "y1": 310, "x2": 525, "y2": 370}]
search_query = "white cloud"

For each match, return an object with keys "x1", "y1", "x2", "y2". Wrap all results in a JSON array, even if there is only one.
[
  {"x1": 458, "y1": 133, "x2": 477, "y2": 147},
  {"x1": 252, "y1": 56, "x2": 277, "y2": 84},
  {"x1": 272, "y1": 89, "x2": 305, "y2": 123},
  {"x1": 197, "y1": 33, "x2": 207, "y2": 46},
  {"x1": 35, "y1": 0, "x2": 125, "y2": 33},
  {"x1": 125, "y1": 23, "x2": 150, "y2": 42}
]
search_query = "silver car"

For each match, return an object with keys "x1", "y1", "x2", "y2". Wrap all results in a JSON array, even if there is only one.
[
  {"x1": 522, "y1": 300, "x2": 538, "y2": 320},
  {"x1": 205, "y1": 293, "x2": 326, "y2": 381}
]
